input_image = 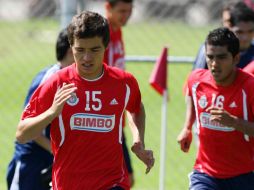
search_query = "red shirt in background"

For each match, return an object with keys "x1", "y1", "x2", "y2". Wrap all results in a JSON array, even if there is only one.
[{"x1": 104, "y1": 25, "x2": 125, "y2": 70}]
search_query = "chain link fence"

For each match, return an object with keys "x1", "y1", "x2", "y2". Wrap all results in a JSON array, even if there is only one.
[{"x1": 0, "y1": 0, "x2": 242, "y2": 189}]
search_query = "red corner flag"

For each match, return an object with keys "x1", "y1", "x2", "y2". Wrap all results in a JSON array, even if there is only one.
[{"x1": 149, "y1": 47, "x2": 168, "y2": 95}]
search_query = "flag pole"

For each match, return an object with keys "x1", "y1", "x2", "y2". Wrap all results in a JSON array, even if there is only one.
[
  {"x1": 159, "y1": 89, "x2": 168, "y2": 190},
  {"x1": 148, "y1": 46, "x2": 168, "y2": 190}
]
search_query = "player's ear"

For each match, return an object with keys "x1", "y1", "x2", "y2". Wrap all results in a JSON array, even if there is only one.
[
  {"x1": 67, "y1": 48, "x2": 73, "y2": 56},
  {"x1": 233, "y1": 53, "x2": 240, "y2": 66}
]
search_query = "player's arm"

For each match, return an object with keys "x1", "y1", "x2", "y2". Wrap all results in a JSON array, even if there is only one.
[
  {"x1": 34, "y1": 135, "x2": 52, "y2": 153},
  {"x1": 127, "y1": 102, "x2": 155, "y2": 174},
  {"x1": 230, "y1": 118, "x2": 254, "y2": 136},
  {"x1": 127, "y1": 102, "x2": 145, "y2": 144},
  {"x1": 207, "y1": 107, "x2": 254, "y2": 136},
  {"x1": 177, "y1": 95, "x2": 196, "y2": 152},
  {"x1": 16, "y1": 83, "x2": 77, "y2": 143},
  {"x1": 16, "y1": 107, "x2": 57, "y2": 144}
]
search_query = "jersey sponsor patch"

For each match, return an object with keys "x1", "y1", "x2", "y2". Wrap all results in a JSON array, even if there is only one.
[
  {"x1": 70, "y1": 113, "x2": 115, "y2": 132},
  {"x1": 200, "y1": 112, "x2": 234, "y2": 132}
]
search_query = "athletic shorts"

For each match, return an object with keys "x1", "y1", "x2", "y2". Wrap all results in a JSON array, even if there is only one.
[
  {"x1": 7, "y1": 156, "x2": 52, "y2": 190},
  {"x1": 189, "y1": 170, "x2": 254, "y2": 190}
]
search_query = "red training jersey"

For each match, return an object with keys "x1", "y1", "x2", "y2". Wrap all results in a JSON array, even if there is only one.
[
  {"x1": 187, "y1": 69, "x2": 254, "y2": 178},
  {"x1": 243, "y1": 60, "x2": 254, "y2": 75},
  {"x1": 104, "y1": 25, "x2": 125, "y2": 70},
  {"x1": 22, "y1": 63, "x2": 141, "y2": 190}
]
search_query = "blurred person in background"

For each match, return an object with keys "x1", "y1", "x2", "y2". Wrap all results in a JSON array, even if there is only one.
[
  {"x1": 193, "y1": 1, "x2": 254, "y2": 70},
  {"x1": 222, "y1": 1, "x2": 247, "y2": 28},
  {"x1": 178, "y1": 27, "x2": 254, "y2": 190},
  {"x1": 104, "y1": 0, "x2": 132, "y2": 70},
  {"x1": 104, "y1": 0, "x2": 135, "y2": 187},
  {"x1": 6, "y1": 28, "x2": 74, "y2": 190},
  {"x1": 244, "y1": 0, "x2": 254, "y2": 10}
]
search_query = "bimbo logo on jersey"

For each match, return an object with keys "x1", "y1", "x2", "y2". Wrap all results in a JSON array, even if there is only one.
[
  {"x1": 200, "y1": 112, "x2": 234, "y2": 132},
  {"x1": 70, "y1": 113, "x2": 115, "y2": 132}
]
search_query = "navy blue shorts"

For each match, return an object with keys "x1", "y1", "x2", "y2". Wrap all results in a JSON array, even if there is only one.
[
  {"x1": 7, "y1": 157, "x2": 51, "y2": 190},
  {"x1": 189, "y1": 170, "x2": 254, "y2": 190}
]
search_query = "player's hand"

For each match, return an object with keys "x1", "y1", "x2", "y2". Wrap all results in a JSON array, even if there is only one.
[
  {"x1": 206, "y1": 107, "x2": 236, "y2": 127},
  {"x1": 131, "y1": 142, "x2": 154, "y2": 174},
  {"x1": 177, "y1": 128, "x2": 192, "y2": 153},
  {"x1": 49, "y1": 83, "x2": 77, "y2": 117}
]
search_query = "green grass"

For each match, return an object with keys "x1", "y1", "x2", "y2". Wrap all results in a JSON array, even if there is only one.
[
  {"x1": 125, "y1": 62, "x2": 196, "y2": 190},
  {"x1": 0, "y1": 19, "x2": 57, "y2": 190},
  {"x1": 0, "y1": 18, "x2": 215, "y2": 190},
  {"x1": 124, "y1": 21, "x2": 217, "y2": 56}
]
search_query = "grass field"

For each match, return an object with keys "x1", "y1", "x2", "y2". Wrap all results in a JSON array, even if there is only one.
[{"x1": 0, "y1": 18, "x2": 216, "y2": 189}]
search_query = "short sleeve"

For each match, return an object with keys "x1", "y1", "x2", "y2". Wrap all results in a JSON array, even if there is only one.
[
  {"x1": 125, "y1": 73, "x2": 141, "y2": 114},
  {"x1": 187, "y1": 69, "x2": 204, "y2": 97},
  {"x1": 245, "y1": 77, "x2": 254, "y2": 121},
  {"x1": 21, "y1": 76, "x2": 57, "y2": 120},
  {"x1": 187, "y1": 71, "x2": 195, "y2": 97},
  {"x1": 243, "y1": 61, "x2": 254, "y2": 75}
]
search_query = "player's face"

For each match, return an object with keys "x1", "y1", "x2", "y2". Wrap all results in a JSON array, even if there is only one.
[
  {"x1": 107, "y1": 2, "x2": 133, "y2": 28},
  {"x1": 206, "y1": 44, "x2": 239, "y2": 86},
  {"x1": 71, "y1": 36, "x2": 105, "y2": 79},
  {"x1": 222, "y1": 10, "x2": 231, "y2": 28},
  {"x1": 230, "y1": 21, "x2": 254, "y2": 51}
]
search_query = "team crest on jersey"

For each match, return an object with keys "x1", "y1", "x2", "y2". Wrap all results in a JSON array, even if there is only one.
[
  {"x1": 198, "y1": 95, "x2": 208, "y2": 109},
  {"x1": 67, "y1": 93, "x2": 79, "y2": 106},
  {"x1": 70, "y1": 113, "x2": 115, "y2": 132}
]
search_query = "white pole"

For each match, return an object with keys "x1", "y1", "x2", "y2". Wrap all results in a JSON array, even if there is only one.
[
  {"x1": 60, "y1": 0, "x2": 78, "y2": 29},
  {"x1": 159, "y1": 89, "x2": 168, "y2": 190}
]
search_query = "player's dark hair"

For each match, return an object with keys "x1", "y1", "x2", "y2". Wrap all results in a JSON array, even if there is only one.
[
  {"x1": 205, "y1": 27, "x2": 240, "y2": 57},
  {"x1": 56, "y1": 28, "x2": 70, "y2": 61},
  {"x1": 67, "y1": 11, "x2": 110, "y2": 48},
  {"x1": 223, "y1": 1, "x2": 248, "y2": 13},
  {"x1": 229, "y1": 2, "x2": 254, "y2": 26},
  {"x1": 106, "y1": 0, "x2": 133, "y2": 7}
]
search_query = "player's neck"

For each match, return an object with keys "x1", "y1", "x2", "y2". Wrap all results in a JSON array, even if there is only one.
[
  {"x1": 81, "y1": 69, "x2": 104, "y2": 81},
  {"x1": 60, "y1": 60, "x2": 73, "y2": 69},
  {"x1": 215, "y1": 69, "x2": 238, "y2": 86},
  {"x1": 109, "y1": 21, "x2": 120, "y2": 31}
]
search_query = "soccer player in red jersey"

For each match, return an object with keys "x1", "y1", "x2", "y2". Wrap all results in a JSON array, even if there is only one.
[
  {"x1": 177, "y1": 27, "x2": 254, "y2": 190},
  {"x1": 15, "y1": 11, "x2": 154, "y2": 190},
  {"x1": 104, "y1": 0, "x2": 135, "y2": 186},
  {"x1": 103, "y1": 0, "x2": 132, "y2": 70}
]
